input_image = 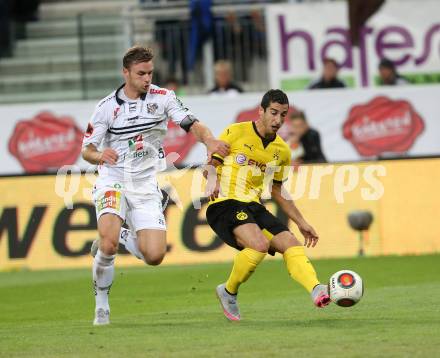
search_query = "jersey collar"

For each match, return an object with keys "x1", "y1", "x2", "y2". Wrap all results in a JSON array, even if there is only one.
[
  {"x1": 115, "y1": 83, "x2": 147, "y2": 105},
  {"x1": 252, "y1": 121, "x2": 276, "y2": 149}
]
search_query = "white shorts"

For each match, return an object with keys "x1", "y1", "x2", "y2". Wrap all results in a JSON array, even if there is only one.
[{"x1": 93, "y1": 177, "x2": 166, "y2": 232}]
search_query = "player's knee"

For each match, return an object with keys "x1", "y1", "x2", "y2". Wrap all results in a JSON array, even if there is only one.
[
  {"x1": 251, "y1": 238, "x2": 270, "y2": 253},
  {"x1": 144, "y1": 254, "x2": 164, "y2": 266},
  {"x1": 142, "y1": 250, "x2": 165, "y2": 266},
  {"x1": 272, "y1": 232, "x2": 302, "y2": 254},
  {"x1": 99, "y1": 238, "x2": 118, "y2": 255}
]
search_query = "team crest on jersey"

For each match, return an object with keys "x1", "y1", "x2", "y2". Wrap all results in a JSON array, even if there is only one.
[
  {"x1": 147, "y1": 102, "x2": 158, "y2": 114},
  {"x1": 236, "y1": 211, "x2": 248, "y2": 221},
  {"x1": 97, "y1": 191, "x2": 121, "y2": 213},
  {"x1": 128, "y1": 134, "x2": 144, "y2": 152},
  {"x1": 235, "y1": 153, "x2": 247, "y2": 165},
  {"x1": 273, "y1": 149, "x2": 280, "y2": 160}
]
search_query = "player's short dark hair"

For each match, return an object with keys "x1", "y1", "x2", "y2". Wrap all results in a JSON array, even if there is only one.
[
  {"x1": 123, "y1": 46, "x2": 154, "y2": 69},
  {"x1": 378, "y1": 58, "x2": 396, "y2": 71},
  {"x1": 290, "y1": 110, "x2": 307, "y2": 122},
  {"x1": 323, "y1": 57, "x2": 339, "y2": 69},
  {"x1": 260, "y1": 89, "x2": 289, "y2": 111}
]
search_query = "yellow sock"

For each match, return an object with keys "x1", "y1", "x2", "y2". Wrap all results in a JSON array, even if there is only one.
[
  {"x1": 225, "y1": 248, "x2": 266, "y2": 294},
  {"x1": 283, "y1": 246, "x2": 320, "y2": 293}
]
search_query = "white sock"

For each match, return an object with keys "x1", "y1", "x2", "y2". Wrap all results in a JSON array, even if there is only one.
[
  {"x1": 119, "y1": 227, "x2": 144, "y2": 261},
  {"x1": 93, "y1": 249, "x2": 115, "y2": 311}
]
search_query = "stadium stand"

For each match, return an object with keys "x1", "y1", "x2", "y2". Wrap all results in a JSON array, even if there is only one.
[
  {"x1": 0, "y1": 0, "x2": 279, "y2": 103},
  {"x1": 0, "y1": 0, "x2": 131, "y2": 104}
]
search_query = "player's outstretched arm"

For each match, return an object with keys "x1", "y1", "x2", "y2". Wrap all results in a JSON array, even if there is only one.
[
  {"x1": 82, "y1": 144, "x2": 118, "y2": 165},
  {"x1": 189, "y1": 121, "x2": 230, "y2": 160},
  {"x1": 271, "y1": 182, "x2": 319, "y2": 248}
]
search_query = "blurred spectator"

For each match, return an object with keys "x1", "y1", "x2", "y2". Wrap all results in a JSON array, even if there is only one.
[
  {"x1": 164, "y1": 76, "x2": 185, "y2": 96},
  {"x1": 188, "y1": 0, "x2": 213, "y2": 71},
  {"x1": 0, "y1": 0, "x2": 12, "y2": 58},
  {"x1": 12, "y1": 0, "x2": 40, "y2": 22},
  {"x1": 308, "y1": 58, "x2": 346, "y2": 90},
  {"x1": 0, "y1": 0, "x2": 41, "y2": 58},
  {"x1": 213, "y1": 10, "x2": 266, "y2": 83},
  {"x1": 288, "y1": 111, "x2": 327, "y2": 164},
  {"x1": 154, "y1": 19, "x2": 189, "y2": 84},
  {"x1": 209, "y1": 60, "x2": 243, "y2": 96},
  {"x1": 378, "y1": 58, "x2": 409, "y2": 86},
  {"x1": 348, "y1": 0, "x2": 385, "y2": 46}
]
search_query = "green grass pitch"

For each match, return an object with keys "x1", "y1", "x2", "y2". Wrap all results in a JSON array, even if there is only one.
[{"x1": 1, "y1": 255, "x2": 439, "y2": 357}]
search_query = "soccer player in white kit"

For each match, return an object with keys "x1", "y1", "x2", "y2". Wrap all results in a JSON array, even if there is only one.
[{"x1": 82, "y1": 46, "x2": 229, "y2": 325}]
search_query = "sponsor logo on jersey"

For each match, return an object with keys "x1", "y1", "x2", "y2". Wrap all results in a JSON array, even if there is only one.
[
  {"x1": 248, "y1": 159, "x2": 266, "y2": 172},
  {"x1": 235, "y1": 154, "x2": 266, "y2": 171},
  {"x1": 343, "y1": 96, "x2": 424, "y2": 157},
  {"x1": 147, "y1": 102, "x2": 158, "y2": 114},
  {"x1": 128, "y1": 134, "x2": 144, "y2": 152},
  {"x1": 244, "y1": 144, "x2": 254, "y2": 151},
  {"x1": 235, "y1": 153, "x2": 247, "y2": 164},
  {"x1": 236, "y1": 211, "x2": 248, "y2": 220},
  {"x1": 150, "y1": 88, "x2": 167, "y2": 95},
  {"x1": 132, "y1": 150, "x2": 153, "y2": 159},
  {"x1": 8, "y1": 111, "x2": 83, "y2": 173},
  {"x1": 97, "y1": 191, "x2": 121, "y2": 212}
]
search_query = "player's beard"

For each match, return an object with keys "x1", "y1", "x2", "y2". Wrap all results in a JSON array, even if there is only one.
[{"x1": 267, "y1": 122, "x2": 280, "y2": 137}]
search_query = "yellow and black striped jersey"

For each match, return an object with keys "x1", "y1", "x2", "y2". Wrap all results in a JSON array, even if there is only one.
[{"x1": 210, "y1": 121, "x2": 291, "y2": 204}]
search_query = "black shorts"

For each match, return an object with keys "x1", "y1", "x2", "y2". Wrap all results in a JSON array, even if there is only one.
[{"x1": 206, "y1": 199, "x2": 289, "y2": 253}]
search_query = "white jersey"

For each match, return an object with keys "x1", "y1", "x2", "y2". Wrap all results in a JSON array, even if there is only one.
[{"x1": 82, "y1": 84, "x2": 194, "y2": 182}]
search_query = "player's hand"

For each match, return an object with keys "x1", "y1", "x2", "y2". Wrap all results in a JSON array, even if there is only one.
[
  {"x1": 298, "y1": 222, "x2": 319, "y2": 248},
  {"x1": 99, "y1": 148, "x2": 119, "y2": 165},
  {"x1": 206, "y1": 138, "x2": 230, "y2": 161},
  {"x1": 205, "y1": 177, "x2": 222, "y2": 201}
]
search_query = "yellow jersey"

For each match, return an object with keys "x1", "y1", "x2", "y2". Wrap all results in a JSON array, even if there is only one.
[{"x1": 210, "y1": 121, "x2": 291, "y2": 205}]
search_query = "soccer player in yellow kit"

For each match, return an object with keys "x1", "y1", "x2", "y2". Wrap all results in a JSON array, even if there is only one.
[{"x1": 206, "y1": 89, "x2": 330, "y2": 321}]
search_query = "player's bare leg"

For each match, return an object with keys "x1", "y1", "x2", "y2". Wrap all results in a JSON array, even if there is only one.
[
  {"x1": 93, "y1": 213, "x2": 122, "y2": 325},
  {"x1": 137, "y1": 229, "x2": 167, "y2": 266},
  {"x1": 270, "y1": 231, "x2": 330, "y2": 308},
  {"x1": 93, "y1": 228, "x2": 166, "y2": 264},
  {"x1": 117, "y1": 227, "x2": 144, "y2": 260},
  {"x1": 91, "y1": 226, "x2": 147, "y2": 261},
  {"x1": 216, "y1": 223, "x2": 268, "y2": 321}
]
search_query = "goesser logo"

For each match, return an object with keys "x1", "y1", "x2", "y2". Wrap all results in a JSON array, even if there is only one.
[
  {"x1": 163, "y1": 121, "x2": 196, "y2": 164},
  {"x1": 343, "y1": 96, "x2": 424, "y2": 157},
  {"x1": 235, "y1": 105, "x2": 298, "y2": 141},
  {"x1": 8, "y1": 111, "x2": 83, "y2": 173}
]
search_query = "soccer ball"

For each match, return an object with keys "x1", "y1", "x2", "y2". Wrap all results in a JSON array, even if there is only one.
[{"x1": 329, "y1": 270, "x2": 363, "y2": 307}]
